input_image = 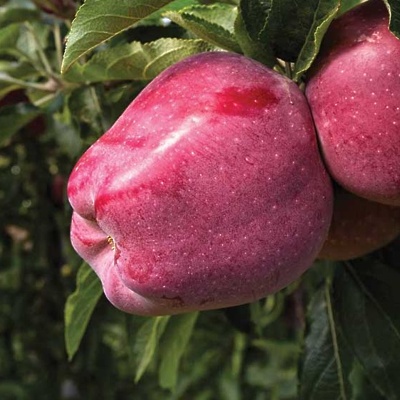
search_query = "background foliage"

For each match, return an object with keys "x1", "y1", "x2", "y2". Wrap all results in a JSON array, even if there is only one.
[{"x1": 0, "y1": 0, "x2": 399, "y2": 399}]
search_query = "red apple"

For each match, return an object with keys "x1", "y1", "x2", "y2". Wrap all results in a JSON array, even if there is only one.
[
  {"x1": 0, "y1": 90, "x2": 28, "y2": 106},
  {"x1": 33, "y1": 0, "x2": 77, "y2": 19},
  {"x1": 319, "y1": 187, "x2": 400, "y2": 261},
  {"x1": 68, "y1": 52, "x2": 333, "y2": 316},
  {"x1": 306, "y1": 0, "x2": 400, "y2": 206},
  {"x1": 50, "y1": 174, "x2": 66, "y2": 208}
]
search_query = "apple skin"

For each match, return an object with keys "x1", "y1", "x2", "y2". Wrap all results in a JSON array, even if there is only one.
[
  {"x1": 305, "y1": 0, "x2": 400, "y2": 206},
  {"x1": 68, "y1": 52, "x2": 333, "y2": 316},
  {"x1": 319, "y1": 187, "x2": 400, "y2": 261}
]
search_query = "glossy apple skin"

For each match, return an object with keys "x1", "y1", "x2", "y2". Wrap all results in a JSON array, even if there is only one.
[
  {"x1": 306, "y1": 0, "x2": 400, "y2": 206},
  {"x1": 319, "y1": 187, "x2": 400, "y2": 261},
  {"x1": 68, "y1": 52, "x2": 333, "y2": 316}
]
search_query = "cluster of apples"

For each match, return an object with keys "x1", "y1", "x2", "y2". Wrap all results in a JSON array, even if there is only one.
[{"x1": 67, "y1": 0, "x2": 400, "y2": 316}]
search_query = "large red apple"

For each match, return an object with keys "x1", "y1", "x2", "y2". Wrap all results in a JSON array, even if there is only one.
[
  {"x1": 319, "y1": 187, "x2": 400, "y2": 261},
  {"x1": 68, "y1": 52, "x2": 333, "y2": 316},
  {"x1": 306, "y1": 0, "x2": 400, "y2": 206}
]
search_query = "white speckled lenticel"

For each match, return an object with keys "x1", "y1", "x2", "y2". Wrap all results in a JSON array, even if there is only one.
[
  {"x1": 306, "y1": 0, "x2": 400, "y2": 206},
  {"x1": 68, "y1": 52, "x2": 333, "y2": 316}
]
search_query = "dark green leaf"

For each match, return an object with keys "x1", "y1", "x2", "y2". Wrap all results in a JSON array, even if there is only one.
[
  {"x1": 139, "y1": 0, "x2": 199, "y2": 26},
  {"x1": 233, "y1": 10, "x2": 275, "y2": 67},
  {"x1": 0, "y1": 61, "x2": 37, "y2": 98},
  {"x1": 299, "y1": 282, "x2": 353, "y2": 400},
  {"x1": 350, "y1": 361, "x2": 387, "y2": 400},
  {"x1": 338, "y1": 0, "x2": 363, "y2": 16},
  {"x1": 0, "y1": 5, "x2": 39, "y2": 27},
  {"x1": 0, "y1": 102, "x2": 41, "y2": 146},
  {"x1": 158, "y1": 312, "x2": 199, "y2": 389},
  {"x1": 259, "y1": 0, "x2": 340, "y2": 80},
  {"x1": 0, "y1": 382, "x2": 28, "y2": 400},
  {"x1": 14, "y1": 22, "x2": 51, "y2": 67},
  {"x1": 64, "y1": 263, "x2": 103, "y2": 361},
  {"x1": 333, "y1": 260, "x2": 400, "y2": 400},
  {"x1": 247, "y1": 339, "x2": 299, "y2": 396},
  {"x1": 239, "y1": 0, "x2": 272, "y2": 44},
  {"x1": 64, "y1": 38, "x2": 213, "y2": 82},
  {"x1": 164, "y1": 3, "x2": 241, "y2": 52},
  {"x1": 61, "y1": 0, "x2": 175, "y2": 73},
  {"x1": 238, "y1": 0, "x2": 340, "y2": 77},
  {"x1": 0, "y1": 24, "x2": 20, "y2": 51},
  {"x1": 134, "y1": 316, "x2": 170, "y2": 382},
  {"x1": 0, "y1": 62, "x2": 38, "y2": 97},
  {"x1": 379, "y1": 236, "x2": 400, "y2": 269},
  {"x1": 68, "y1": 87, "x2": 107, "y2": 135},
  {"x1": 293, "y1": 0, "x2": 340, "y2": 80},
  {"x1": 385, "y1": 0, "x2": 400, "y2": 38},
  {"x1": 51, "y1": 103, "x2": 83, "y2": 158}
]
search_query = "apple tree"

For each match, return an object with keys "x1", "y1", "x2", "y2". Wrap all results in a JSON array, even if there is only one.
[{"x1": 0, "y1": 0, "x2": 399, "y2": 399}]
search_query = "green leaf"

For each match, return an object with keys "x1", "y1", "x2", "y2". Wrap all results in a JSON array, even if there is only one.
[
  {"x1": 0, "y1": 102, "x2": 41, "y2": 146},
  {"x1": 68, "y1": 87, "x2": 107, "y2": 135},
  {"x1": 15, "y1": 22, "x2": 51, "y2": 67},
  {"x1": 299, "y1": 281, "x2": 353, "y2": 400},
  {"x1": 238, "y1": 0, "x2": 340, "y2": 76},
  {"x1": 0, "y1": 24, "x2": 20, "y2": 51},
  {"x1": 0, "y1": 381, "x2": 28, "y2": 400},
  {"x1": 239, "y1": 0, "x2": 272, "y2": 44},
  {"x1": 247, "y1": 339, "x2": 299, "y2": 396},
  {"x1": 380, "y1": 237, "x2": 400, "y2": 269},
  {"x1": 333, "y1": 260, "x2": 400, "y2": 400},
  {"x1": 386, "y1": 0, "x2": 400, "y2": 38},
  {"x1": 164, "y1": 4, "x2": 241, "y2": 52},
  {"x1": 350, "y1": 361, "x2": 387, "y2": 400},
  {"x1": 51, "y1": 101, "x2": 83, "y2": 158},
  {"x1": 233, "y1": 10, "x2": 275, "y2": 67},
  {"x1": 158, "y1": 312, "x2": 199, "y2": 389},
  {"x1": 64, "y1": 38, "x2": 214, "y2": 82},
  {"x1": 293, "y1": 0, "x2": 341, "y2": 80},
  {"x1": 61, "y1": 0, "x2": 175, "y2": 73},
  {"x1": 138, "y1": 0, "x2": 199, "y2": 26},
  {"x1": 259, "y1": 0, "x2": 340, "y2": 65},
  {"x1": 0, "y1": 5, "x2": 39, "y2": 27},
  {"x1": 134, "y1": 316, "x2": 170, "y2": 383},
  {"x1": 0, "y1": 62, "x2": 41, "y2": 98},
  {"x1": 64, "y1": 262, "x2": 103, "y2": 361},
  {"x1": 338, "y1": 0, "x2": 363, "y2": 16}
]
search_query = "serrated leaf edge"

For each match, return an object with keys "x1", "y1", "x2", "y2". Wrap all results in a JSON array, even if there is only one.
[{"x1": 62, "y1": 1, "x2": 173, "y2": 73}]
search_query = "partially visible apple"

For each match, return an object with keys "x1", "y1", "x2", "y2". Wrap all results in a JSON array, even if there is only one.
[
  {"x1": 319, "y1": 187, "x2": 400, "y2": 261},
  {"x1": 50, "y1": 174, "x2": 66, "y2": 209},
  {"x1": 68, "y1": 52, "x2": 333, "y2": 316},
  {"x1": 0, "y1": 90, "x2": 27, "y2": 106},
  {"x1": 306, "y1": 0, "x2": 400, "y2": 206},
  {"x1": 33, "y1": 0, "x2": 77, "y2": 19}
]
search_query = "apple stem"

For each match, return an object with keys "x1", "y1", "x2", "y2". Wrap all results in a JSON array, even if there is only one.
[
  {"x1": 88, "y1": 86, "x2": 110, "y2": 133},
  {"x1": 53, "y1": 24, "x2": 63, "y2": 72},
  {"x1": 107, "y1": 236, "x2": 115, "y2": 251},
  {"x1": 285, "y1": 62, "x2": 293, "y2": 80},
  {"x1": 0, "y1": 74, "x2": 57, "y2": 92}
]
